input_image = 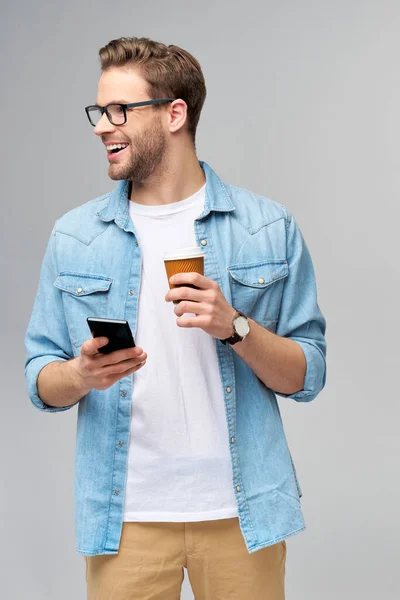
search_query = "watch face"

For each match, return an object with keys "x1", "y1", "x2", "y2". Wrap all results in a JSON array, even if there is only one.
[{"x1": 234, "y1": 315, "x2": 249, "y2": 337}]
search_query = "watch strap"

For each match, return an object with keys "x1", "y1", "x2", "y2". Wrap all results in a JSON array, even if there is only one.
[{"x1": 220, "y1": 330, "x2": 243, "y2": 345}]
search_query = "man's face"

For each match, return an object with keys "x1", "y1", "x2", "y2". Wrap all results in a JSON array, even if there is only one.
[{"x1": 93, "y1": 67, "x2": 168, "y2": 183}]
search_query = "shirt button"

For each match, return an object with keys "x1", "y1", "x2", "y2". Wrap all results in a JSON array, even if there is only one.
[
  {"x1": 77, "y1": 287, "x2": 83, "y2": 294},
  {"x1": 258, "y1": 278, "x2": 265, "y2": 284},
  {"x1": 129, "y1": 290, "x2": 134, "y2": 295},
  {"x1": 231, "y1": 437, "x2": 235, "y2": 444},
  {"x1": 121, "y1": 391, "x2": 127, "y2": 397},
  {"x1": 236, "y1": 485, "x2": 241, "y2": 492},
  {"x1": 114, "y1": 489, "x2": 119, "y2": 496},
  {"x1": 200, "y1": 239, "x2": 207, "y2": 246},
  {"x1": 118, "y1": 441, "x2": 124, "y2": 447},
  {"x1": 226, "y1": 386, "x2": 232, "y2": 393}
]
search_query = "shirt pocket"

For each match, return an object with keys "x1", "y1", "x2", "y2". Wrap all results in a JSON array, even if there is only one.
[
  {"x1": 227, "y1": 259, "x2": 288, "y2": 330},
  {"x1": 54, "y1": 272, "x2": 113, "y2": 349}
]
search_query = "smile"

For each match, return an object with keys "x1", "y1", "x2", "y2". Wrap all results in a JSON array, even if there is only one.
[{"x1": 106, "y1": 144, "x2": 129, "y2": 160}]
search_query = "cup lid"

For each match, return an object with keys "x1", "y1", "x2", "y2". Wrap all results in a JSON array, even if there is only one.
[{"x1": 164, "y1": 246, "x2": 204, "y2": 260}]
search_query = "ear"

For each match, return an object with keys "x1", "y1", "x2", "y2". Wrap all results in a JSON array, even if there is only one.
[{"x1": 168, "y1": 99, "x2": 188, "y2": 133}]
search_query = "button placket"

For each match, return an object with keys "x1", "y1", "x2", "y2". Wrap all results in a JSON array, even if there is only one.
[
  {"x1": 104, "y1": 230, "x2": 139, "y2": 542},
  {"x1": 196, "y1": 219, "x2": 243, "y2": 505}
]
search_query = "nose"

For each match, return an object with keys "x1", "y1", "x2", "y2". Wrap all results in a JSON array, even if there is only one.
[{"x1": 93, "y1": 112, "x2": 116, "y2": 137}]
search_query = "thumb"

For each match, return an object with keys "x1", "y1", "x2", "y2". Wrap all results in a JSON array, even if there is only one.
[{"x1": 81, "y1": 336, "x2": 109, "y2": 355}]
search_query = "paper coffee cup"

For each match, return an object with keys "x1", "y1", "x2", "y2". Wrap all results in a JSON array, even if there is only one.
[{"x1": 164, "y1": 247, "x2": 204, "y2": 303}]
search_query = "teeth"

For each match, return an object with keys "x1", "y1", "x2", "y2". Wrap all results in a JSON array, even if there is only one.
[{"x1": 106, "y1": 143, "x2": 128, "y2": 151}]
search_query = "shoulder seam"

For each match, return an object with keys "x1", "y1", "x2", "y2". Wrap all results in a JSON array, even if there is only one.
[
  {"x1": 54, "y1": 191, "x2": 112, "y2": 223},
  {"x1": 226, "y1": 183, "x2": 292, "y2": 227}
]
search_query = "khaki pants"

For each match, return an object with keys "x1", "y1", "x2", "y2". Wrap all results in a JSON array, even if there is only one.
[{"x1": 85, "y1": 517, "x2": 286, "y2": 599}]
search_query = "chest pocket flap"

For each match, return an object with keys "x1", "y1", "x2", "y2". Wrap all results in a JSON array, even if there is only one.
[
  {"x1": 227, "y1": 259, "x2": 288, "y2": 329},
  {"x1": 228, "y1": 259, "x2": 288, "y2": 288},
  {"x1": 54, "y1": 273, "x2": 112, "y2": 296}
]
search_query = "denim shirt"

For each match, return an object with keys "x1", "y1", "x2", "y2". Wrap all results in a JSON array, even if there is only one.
[{"x1": 25, "y1": 161, "x2": 327, "y2": 556}]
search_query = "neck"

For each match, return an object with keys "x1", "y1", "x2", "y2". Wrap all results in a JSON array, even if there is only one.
[{"x1": 129, "y1": 143, "x2": 205, "y2": 206}]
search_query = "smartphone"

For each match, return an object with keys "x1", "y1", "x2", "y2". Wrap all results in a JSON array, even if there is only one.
[{"x1": 87, "y1": 318, "x2": 136, "y2": 354}]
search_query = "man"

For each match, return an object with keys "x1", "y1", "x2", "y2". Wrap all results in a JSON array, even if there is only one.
[{"x1": 25, "y1": 36, "x2": 327, "y2": 599}]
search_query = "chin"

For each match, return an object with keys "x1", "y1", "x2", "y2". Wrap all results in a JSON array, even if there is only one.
[{"x1": 108, "y1": 165, "x2": 129, "y2": 181}]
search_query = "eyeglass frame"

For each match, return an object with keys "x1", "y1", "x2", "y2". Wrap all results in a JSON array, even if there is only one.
[{"x1": 85, "y1": 98, "x2": 176, "y2": 127}]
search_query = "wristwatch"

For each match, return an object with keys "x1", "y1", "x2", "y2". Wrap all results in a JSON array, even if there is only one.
[{"x1": 220, "y1": 310, "x2": 250, "y2": 345}]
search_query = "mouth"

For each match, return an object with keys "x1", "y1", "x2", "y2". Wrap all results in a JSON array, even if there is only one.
[{"x1": 105, "y1": 143, "x2": 129, "y2": 161}]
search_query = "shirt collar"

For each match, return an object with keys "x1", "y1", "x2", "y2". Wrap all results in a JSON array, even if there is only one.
[{"x1": 95, "y1": 161, "x2": 235, "y2": 229}]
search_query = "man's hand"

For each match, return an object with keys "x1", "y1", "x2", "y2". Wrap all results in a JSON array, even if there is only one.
[
  {"x1": 73, "y1": 336, "x2": 148, "y2": 392},
  {"x1": 165, "y1": 272, "x2": 237, "y2": 340}
]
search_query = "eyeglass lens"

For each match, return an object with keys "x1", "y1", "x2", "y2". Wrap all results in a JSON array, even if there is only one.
[{"x1": 87, "y1": 104, "x2": 126, "y2": 126}]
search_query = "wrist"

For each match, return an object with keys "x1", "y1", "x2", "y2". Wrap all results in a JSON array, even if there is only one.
[
  {"x1": 224, "y1": 307, "x2": 237, "y2": 338},
  {"x1": 69, "y1": 357, "x2": 91, "y2": 396},
  {"x1": 220, "y1": 308, "x2": 250, "y2": 346}
]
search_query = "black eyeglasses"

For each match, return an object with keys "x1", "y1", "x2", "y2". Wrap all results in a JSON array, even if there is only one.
[{"x1": 85, "y1": 98, "x2": 176, "y2": 127}]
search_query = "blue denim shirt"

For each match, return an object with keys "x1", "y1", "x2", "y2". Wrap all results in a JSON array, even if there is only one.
[{"x1": 25, "y1": 161, "x2": 327, "y2": 556}]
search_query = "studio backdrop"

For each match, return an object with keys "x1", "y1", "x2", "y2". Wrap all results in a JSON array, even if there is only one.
[{"x1": 1, "y1": 1, "x2": 399, "y2": 598}]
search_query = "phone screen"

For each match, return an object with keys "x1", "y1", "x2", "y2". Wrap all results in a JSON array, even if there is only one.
[{"x1": 87, "y1": 318, "x2": 135, "y2": 354}]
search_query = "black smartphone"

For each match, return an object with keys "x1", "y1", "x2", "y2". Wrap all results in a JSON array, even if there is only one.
[{"x1": 87, "y1": 318, "x2": 135, "y2": 354}]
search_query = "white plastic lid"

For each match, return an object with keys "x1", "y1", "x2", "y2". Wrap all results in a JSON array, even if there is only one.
[{"x1": 164, "y1": 246, "x2": 204, "y2": 261}]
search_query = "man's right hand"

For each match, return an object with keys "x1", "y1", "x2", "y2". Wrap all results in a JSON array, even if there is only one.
[{"x1": 73, "y1": 336, "x2": 148, "y2": 391}]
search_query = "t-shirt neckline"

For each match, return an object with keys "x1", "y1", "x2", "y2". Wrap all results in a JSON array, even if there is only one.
[{"x1": 128, "y1": 184, "x2": 206, "y2": 217}]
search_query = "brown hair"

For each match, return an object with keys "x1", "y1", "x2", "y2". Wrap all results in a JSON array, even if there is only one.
[{"x1": 99, "y1": 37, "x2": 207, "y2": 143}]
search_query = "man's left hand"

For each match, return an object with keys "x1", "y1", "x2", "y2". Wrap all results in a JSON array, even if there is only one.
[{"x1": 165, "y1": 272, "x2": 237, "y2": 340}]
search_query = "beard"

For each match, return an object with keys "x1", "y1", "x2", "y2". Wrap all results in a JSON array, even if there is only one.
[{"x1": 108, "y1": 116, "x2": 167, "y2": 183}]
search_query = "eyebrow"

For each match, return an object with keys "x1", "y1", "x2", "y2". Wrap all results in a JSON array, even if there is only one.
[{"x1": 96, "y1": 99, "x2": 131, "y2": 106}]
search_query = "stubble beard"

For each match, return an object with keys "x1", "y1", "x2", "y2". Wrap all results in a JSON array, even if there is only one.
[{"x1": 108, "y1": 117, "x2": 167, "y2": 183}]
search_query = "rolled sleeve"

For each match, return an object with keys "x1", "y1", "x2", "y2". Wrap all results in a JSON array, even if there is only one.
[
  {"x1": 25, "y1": 356, "x2": 72, "y2": 412},
  {"x1": 24, "y1": 224, "x2": 75, "y2": 413},
  {"x1": 275, "y1": 211, "x2": 327, "y2": 402}
]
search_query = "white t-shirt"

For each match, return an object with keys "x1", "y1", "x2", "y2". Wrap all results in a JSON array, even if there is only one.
[{"x1": 123, "y1": 184, "x2": 238, "y2": 522}]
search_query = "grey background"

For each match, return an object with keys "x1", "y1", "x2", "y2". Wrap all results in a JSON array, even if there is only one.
[{"x1": 1, "y1": 0, "x2": 399, "y2": 598}]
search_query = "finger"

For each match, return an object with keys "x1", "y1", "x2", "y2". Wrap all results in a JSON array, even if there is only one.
[
  {"x1": 81, "y1": 336, "x2": 109, "y2": 356},
  {"x1": 174, "y1": 300, "x2": 208, "y2": 317},
  {"x1": 176, "y1": 316, "x2": 202, "y2": 328},
  {"x1": 102, "y1": 353, "x2": 147, "y2": 376},
  {"x1": 99, "y1": 346, "x2": 144, "y2": 366},
  {"x1": 111, "y1": 357, "x2": 147, "y2": 375},
  {"x1": 166, "y1": 285, "x2": 204, "y2": 304},
  {"x1": 169, "y1": 272, "x2": 213, "y2": 290},
  {"x1": 129, "y1": 359, "x2": 146, "y2": 371},
  {"x1": 122, "y1": 359, "x2": 147, "y2": 374},
  {"x1": 106, "y1": 360, "x2": 147, "y2": 386}
]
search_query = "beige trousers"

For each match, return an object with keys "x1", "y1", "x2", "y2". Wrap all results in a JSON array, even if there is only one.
[{"x1": 85, "y1": 517, "x2": 286, "y2": 600}]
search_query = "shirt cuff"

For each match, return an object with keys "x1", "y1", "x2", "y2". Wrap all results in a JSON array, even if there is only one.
[
  {"x1": 276, "y1": 340, "x2": 325, "y2": 402},
  {"x1": 26, "y1": 356, "x2": 74, "y2": 413}
]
